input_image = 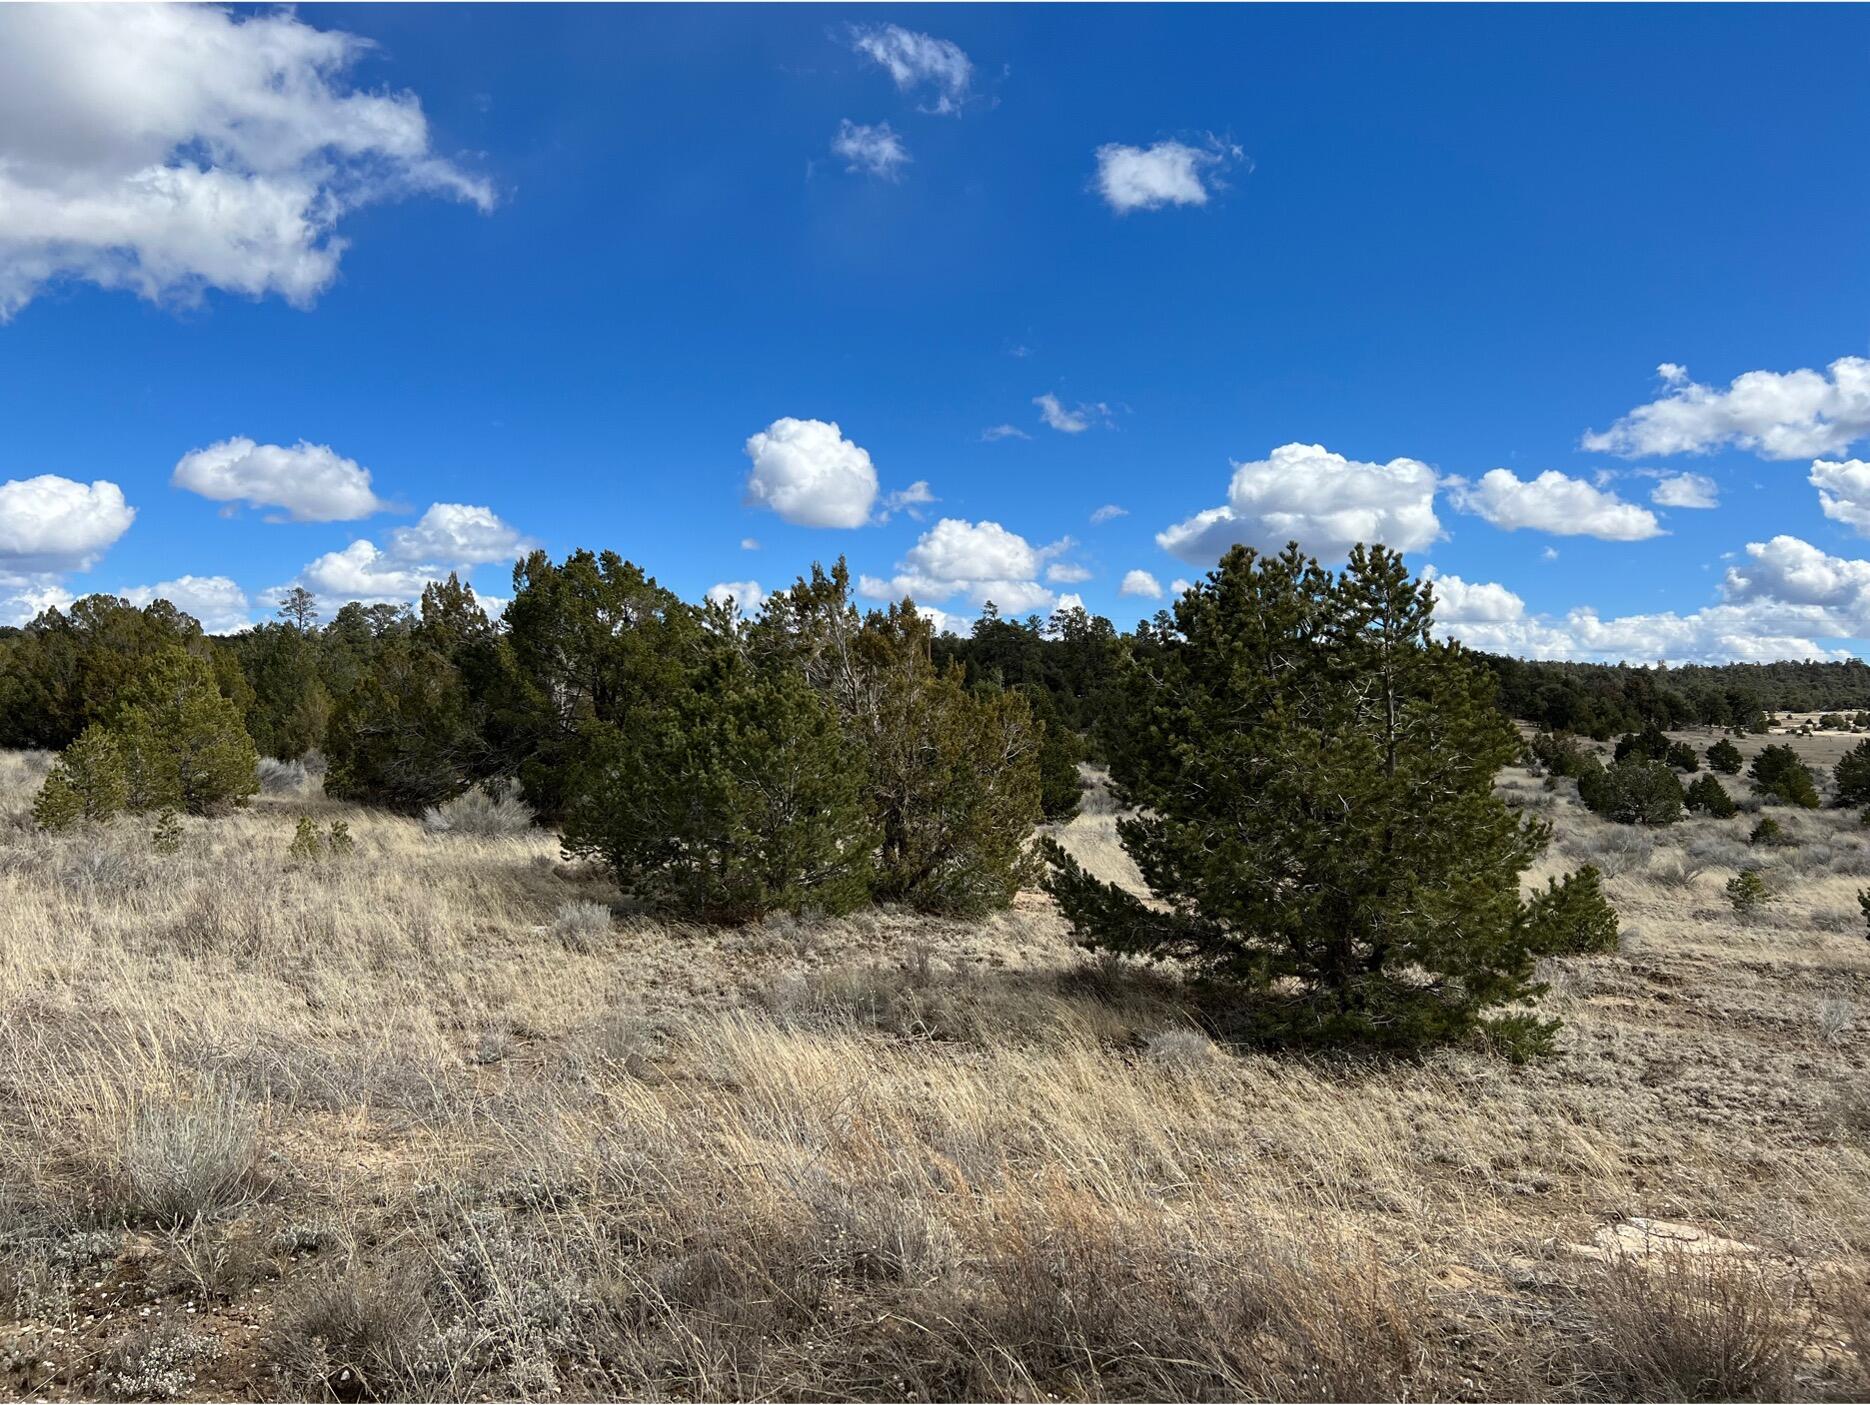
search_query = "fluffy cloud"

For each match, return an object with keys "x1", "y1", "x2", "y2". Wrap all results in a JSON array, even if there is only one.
[
  {"x1": 1429, "y1": 535, "x2": 1870, "y2": 664},
  {"x1": 1445, "y1": 468, "x2": 1662, "y2": 541},
  {"x1": 847, "y1": 24, "x2": 973, "y2": 115},
  {"x1": 286, "y1": 501, "x2": 528, "y2": 606},
  {"x1": 743, "y1": 417, "x2": 879, "y2": 528},
  {"x1": 1119, "y1": 569, "x2": 1162, "y2": 599},
  {"x1": 0, "y1": 475, "x2": 136, "y2": 583},
  {"x1": 172, "y1": 437, "x2": 384, "y2": 522},
  {"x1": 1094, "y1": 138, "x2": 1239, "y2": 213},
  {"x1": 121, "y1": 574, "x2": 250, "y2": 634},
  {"x1": 1648, "y1": 471, "x2": 1720, "y2": 510},
  {"x1": 0, "y1": 584, "x2": 76, "y2": 627},
  {"x1": 1045, "y1": 562, "x2": 1092, "y2": 584},
  {"x1": 859, "y1": 517, "x2": 1058, "y2": 615},
  {"x1": 385, "y1": 503, "x2": 532, "y2": 566},
  {"x1": 1583, "y1": 358, "x2": 1870, "y2": 460},
  {"x1": 705, "y1": 580, "x2": 766, "y2": 614},
  {"x1": 831, "y1": 120, "x2": 909, "y2": 180},
  {"x1": 1034, "y1": 393, "x2": 1110, "y2": 434},
  {"x1": 297, "y1": 540, "x2": 433, "y2": 603},
  {"x1": 1170, "y1": 578, "x2": 1193, "y2": 596},
  {"x1": 1157, "y1": 442, "x2": 1441, "y2": 564},
  {"x1": 1810, "y1": 458, "x2": 1870, "y2": 535},
  {"x1": 0, "y1": 4, "x2": 491, "y2": 319}
]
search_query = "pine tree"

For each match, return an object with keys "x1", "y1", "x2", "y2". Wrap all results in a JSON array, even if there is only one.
[
  {"x1": 1749, "y1": 744, "x2": 1819, "y2": 809},
  {"x1": 1707, "y1": 738, "x2": 1744, "y2": 774},
  {"x1": 1666, "y1": 740, "x2": 1700, "y2": 772},
  {"x1": 150, "y1": 809, "x2": 183, "y2": 855},
  {"x1": 1043, "y1": 543, "x2": 1559, "y2": 1054},
  {"x1": 1020, "y1": 683, "x2": 1084, "y2": 822},
  {"x1": 1835, "y1": 739, "x2": 1870, "y2": 807},
  {"x1": 113, "y1": 648, "x2": 260, "y2": 815},
  {"x1": 562, "y1": 649, "x2": 873, "y2": 922},
  {"x1": 1522, "y1": 865, "x2": 1619, "y2": 955},
  {"x1": 32, "y1": 724, "x2": 130, "y2": 830},
  {"x1": 1685, "y1": 773, "x2": 1738, "y2": 818},
  {"x1": 1578, "y1": 757, "x2": 1684, "y2": 825}
]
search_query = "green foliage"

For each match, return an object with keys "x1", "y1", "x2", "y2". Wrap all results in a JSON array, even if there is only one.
[
  {"x1": 32, "y1": 725, "x2": 130, "y2": 830},
  {"x1": 562, "y1": 649, "x2": 874, "y2": 923},
  {"x1": 323, "y1": 579, "x2": 503, "y2": 813},
  {"x1": 1578, "y1": 758, "x2": 1684, "y2": 826},
  {"x1": 1834, "y1": 739, "x2": 1870, "y2": 807},
  {"x1": 287, "y1": 816, "x2": 322, "y2": 863},
  {"x1": 855, "y1": 603, "x2": 1044, "y2": 915},
  {"x1": 1613, "y1": 725, "x2": 1671, "y2": 764},
  {"x1": 1684, "y1": 774, "x2": 1737, "y2": 818},
  {"x1": 1748, "y1": 744, "x2": 1819, "y2": 808},
  {"x1": 757, "y1": 564, "x2": 1045, "y2": 918},
  {"x1": 1528, "y1": 731, "x2": 1594, "y2": 779},
  {"x1": 1665, "y1": 741, "x2": 1699, "y2": 772},
  {"x1": 1858, "y1": 889, "x2": 1870, "y2": 942},
  {"x1": 113, "y1": 648, "x2": 260, "y2": 815},
  {"x1": 1043, "y1": 543, "x2": 1554, "y2": 1054},
  {"x1": 150, "y1": 809, "x2": 183, "y2": 855},
  {"x1": 1706, "y1": 738, "x2": 1744, "y2": 774},
  {"x1": 1726, "y1": 868, "x2": 1770, "y2": 916},
  {"x1": 1749, "y1": 816, "x2": 1790, "y2": 847},
  {"x1": 1020, "y1": 684, "x2": 1083, "y2": 822},
  {"x1": 326, "y1": 821, "x2": 354, "y2": 858},
  {"x1": 1522, "y1": 865, "x2": 1619, "y2": 956}
]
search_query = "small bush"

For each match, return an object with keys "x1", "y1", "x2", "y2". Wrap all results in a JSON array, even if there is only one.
[
  {"x1": 268, "y1": 1255, "x2": 440, "y2": 1401},
  {"x1": 1726, "y1": 868, "x2": 1770, "y2": 917},
  {"x1": 150, "y1": 809, "x2": 183, "y2": 855},
  {"x1": 34, "y1": 726, "x2": 130, "y2": 831},
  {"x1": 1667, "y1": 740, "x2": 1701, "y2": 772},
  {"x1": 1580, "y1": 758, "x2": 1684, "y2": 826},
  {"x1": 1568, "y1": 1251, "x2": 1804, "y2": 1402},
  {"x1": 99, "y1": 1091, "x2": 263, "y2": 1229},
  {"x1": 1835, "y1": 738, "x2": 1870, "y2": 807},
  {"x1": 1749, "y1": 816, "x2": 1790, "y2": 847},
  {"x1": 96, "y1": 1319, "x2": 223, "y2": 1401},
  {"x1": 288, "y1": 816, "x2": 323, "y2": 863},
  {"x1": 326, "y1": 820, "x2": 354, "y2": 858},
  {"x1": 549, "y1": 900, "x2": 612, "y2": 952},
  {"x1": 256, "y1": 757, "x2": 309, "y2": 796},
  {"x1": 1707, "y1": 738, "x2": 1744, "y2": 774},
  {"x1": 1523, "y1": 865, "x2": 1619, "y2": 955},
  {"x1": 1530, "y1": 731, "x2": 1595, "y2": 779},
  {"x1": 422, "y1": 779, "x2": 535, "y2": 835},
  {"x1": 1818, "y1": 997, "x2": 1855, "y2": 1044},
  {"x1": 1613, "y1": 724, "x2": 1671, "y2": 764},
  {"x1": 1685, "y1": 774, "x2": 1737, "y2": 818}
]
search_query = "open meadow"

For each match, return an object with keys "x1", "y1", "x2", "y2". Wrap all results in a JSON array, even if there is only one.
[{"x1": 1, "y1": 737, "x2": 1867, "y2": 1402}]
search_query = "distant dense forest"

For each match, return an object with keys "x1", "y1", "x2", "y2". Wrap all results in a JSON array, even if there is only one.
[{"x1": 5, "y1": 575, "x2": 1869, "y2": 773}]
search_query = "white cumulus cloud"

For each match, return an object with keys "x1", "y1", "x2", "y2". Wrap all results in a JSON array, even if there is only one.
[
  {"x1": 1045, "y1": 562, "x2": 1092, "y2": 584},
  {"x1": 1648, "y1": 471, "x2": 1720, "y2": 510},
  {"x1": 1583, "y1": 357, "x2": 1870, "y2": 460},
  {"x1": 859, "y1": 516, "x2": 1058, "y2": 615},
  {"x1": 0, "y1": 3, "x2": 492, "y2": 319},
  {"x1": 121, "y1": 574, "x2": 250, "y2": 634},
  {"x1": 847, "y1": 24, "x2": 973, "y2": 115},
  {"x1": 0, "y1": 475, "x2": 136, "y2": 581},
  {"x1": 1119, "y1": 569, "x2": 1162, "y2": 599},
  {"x1": 1157, "y1": 442, "x2": 1441, "y2": 564},
  {"x1": 706, "y1": 580, "x2": 766, "y2": 614},
  {"x1": 1810, "y1": 458, "x2": 1870, "y2": 536},
  {"x1": 385, "y1": 503, "x2": 532, "y2": 566},
  {"x1": 297, "y1": 540, "x2": 434, "y2": 604},
  {"x1": 1446, "y1": 468, "x2": 1663, "y2": 541},
  {"x1": 744, "y1": 417, "x2": 879, "y2": 528},
  {"x1": 172, "y1": 437, "x2": 384, "y2": 522},
  {"x1": 1094, "y1": 138, "x2": 1239, "y2": 213},
  {"x1": 831, "y1": 119, "x2": 910, "y2": 180}
]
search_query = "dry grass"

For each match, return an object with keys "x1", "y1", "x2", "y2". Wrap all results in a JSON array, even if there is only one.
[{"x1": 0, "y1": 754, "x2": 1866, "y2": 1399}]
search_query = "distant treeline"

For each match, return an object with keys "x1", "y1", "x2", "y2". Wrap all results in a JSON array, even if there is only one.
[{"x1": 6, "y1": 579, "x2": 1867, "y2": 773}]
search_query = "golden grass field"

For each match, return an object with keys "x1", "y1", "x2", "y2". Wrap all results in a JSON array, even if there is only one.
[{"x1": 1, "y1": 734, "x2": 1867, "y2": 1401}]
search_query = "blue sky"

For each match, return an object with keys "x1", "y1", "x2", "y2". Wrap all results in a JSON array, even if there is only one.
[{"x1": 5, "y1": 3, "x2": 1870, "y2": 662}]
